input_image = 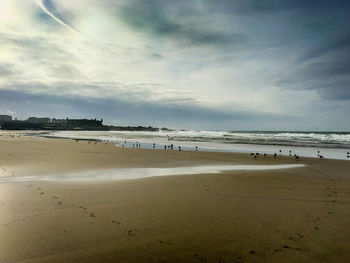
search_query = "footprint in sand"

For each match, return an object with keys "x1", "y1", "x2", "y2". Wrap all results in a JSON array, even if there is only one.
[
  {"x1": 39, "y1": 192, "x2": 44, "y2": 195},
  {"x1": 297, "y1": 233, "x2": 304, "y2": 238},
  {"x1": 282, "y1": 245, "x2": 302, "y2": 251},
  {"x1": 89, "y1": 213, "x2": 96, "y2": 218},
  {"x1": 194, "y1": 254, "x2": 208, "y2": 262},
  {"x1": 127, "y1": 230, "x2": 136, "y2": 236}
]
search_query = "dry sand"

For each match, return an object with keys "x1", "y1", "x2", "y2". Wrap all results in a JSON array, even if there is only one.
[{"x1": 0, "y1": 132, "x2": 350, "y2": 262}]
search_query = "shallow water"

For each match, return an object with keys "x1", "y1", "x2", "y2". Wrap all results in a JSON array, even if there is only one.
[
  {"x1": 0, "y1": 164, "x2": 305, "y2": 183},
  {"x1": 40, "y1": 130, "x2": 350, "y2": 160}
]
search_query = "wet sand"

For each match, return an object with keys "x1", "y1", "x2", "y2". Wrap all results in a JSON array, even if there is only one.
[{"x1": 1, "y1": 132, "x2": 350, "y2": 262}]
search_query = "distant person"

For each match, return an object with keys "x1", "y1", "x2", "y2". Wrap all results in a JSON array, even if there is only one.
[
  {"x1": 264, "y1": 153, "x2": 266, "y2": 157},
  {"x1": 164, "y1": 145, "x2": 167, "y2": 150},
  {"x1": 153, "y1": 143, "x2": 155, "y2": 149},
  {"x1": 179, "y1": 146, "x2": 181, "y2": 151},
  {"x1": 195, "y1": 146, "x2": 198, "y2": 151},
  {"x1": 171, "y1": 144, "x2": 174, "y2": 150},
  {"x1": 279, "y1": 149, "x2": 282, "y2": 154},
  {"x1": 274, "y1": 153, "x2": 277, "y2": 158}
]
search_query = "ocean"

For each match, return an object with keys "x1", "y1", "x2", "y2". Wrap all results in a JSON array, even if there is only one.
[{"x1": 39, "y1": 130, "x2": 350, "y2": 160}]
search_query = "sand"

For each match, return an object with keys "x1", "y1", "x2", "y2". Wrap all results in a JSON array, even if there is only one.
[{"x1": 0, "y1": 132, "x2": 350, "y2": 262}]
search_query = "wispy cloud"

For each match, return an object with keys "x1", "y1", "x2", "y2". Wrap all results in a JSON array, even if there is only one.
[{"x1": 34, "y1": 0, "x2": 80, "y2": 34}]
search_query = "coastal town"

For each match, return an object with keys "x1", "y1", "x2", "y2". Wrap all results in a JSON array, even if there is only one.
[{"x1": 0, "y1": 114, "x2": 160, "y2": 131}]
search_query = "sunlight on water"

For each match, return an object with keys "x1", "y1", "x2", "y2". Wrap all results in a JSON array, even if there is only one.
[{"x1": 0, "y1": 164, "x2": 305, "y2": 183}]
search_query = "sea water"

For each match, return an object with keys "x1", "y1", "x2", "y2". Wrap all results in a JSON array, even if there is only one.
[{"x1": 40, "y1": 130, "x2": 350, "y2": 160}]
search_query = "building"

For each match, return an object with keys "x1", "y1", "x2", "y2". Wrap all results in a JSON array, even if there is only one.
[
  {"x1": 26, "y1": 117, "x2": 51, "y2": 123},
  {"x1": 0, "y1": 115, "x2": 12, "y2": 122},
  {"x1": 52, "y1": 118, "x2": 67, "y2": 124},
  {"x1": 67, "y1": 118, "x2": 103, "y2": 127},
  {"x1": 1, "y1": 117, "x2": 104, "y2": 130}
]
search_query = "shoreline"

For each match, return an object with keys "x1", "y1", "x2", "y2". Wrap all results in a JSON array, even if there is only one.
[
  {"x1": 2, "y1": 130, "x2": 350, "y2": 160},
  {"x1": 0, "y1": 133, "x2": 341, "y2": 178},
  {"x1": 1, "y1": 133, "x2": 350, "y2": 262},
  {"x1": 34, "y1": 130, "x2": 350, "y2": 160}
]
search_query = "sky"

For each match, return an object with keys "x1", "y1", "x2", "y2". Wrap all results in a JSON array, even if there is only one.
[{"x1": 0, "y1": 0, "x2": 349, "y2": 131}]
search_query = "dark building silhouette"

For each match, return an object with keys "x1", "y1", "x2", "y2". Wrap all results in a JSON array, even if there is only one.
[
  {"x1": 0, "y1": 114, "x2": 160, "y2": 131},
  {"x1": 0, "y1": 115, "x2": 12, "y2": 128},
  {"x1": 27, "y1": 117, "x2": 51, "y2": 123},
  {"x1": 0, "y1": 115, "x2": 12, "y2": 122},
  {"x1": 67, "y1": 118, "x2": 103, "y2": 127}
]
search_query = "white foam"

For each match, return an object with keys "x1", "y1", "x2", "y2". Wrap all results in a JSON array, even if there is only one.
[
  {"x1": 0, "y1": 164, "x2": 304, "y2": 183},
  {"x1": 40, "y1": 130, "x2": 350, "y2": 160}
]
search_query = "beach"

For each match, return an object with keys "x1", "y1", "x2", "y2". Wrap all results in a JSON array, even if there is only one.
[{"x1": 1, "y1": 133, "x2": 350, "y2": 262}]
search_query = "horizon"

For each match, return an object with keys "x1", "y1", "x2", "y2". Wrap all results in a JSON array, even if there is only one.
[
  {"x1": 1, "y1": 1, "x2": 349, "y2": 131},
  {"x1": 2, "y1": 114, "x2": 350, "y2": 133},
  {"x1": 1, "y1": 113, "x2": 350, "y2": 133}
]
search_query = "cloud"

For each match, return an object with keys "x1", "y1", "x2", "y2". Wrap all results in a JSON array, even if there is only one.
[
  {"x1": 0, "y1": 88, "x2": 236, "y2": 126},
  {"x1": 205, "y1": 0, "x2": 350, "y2": 14},
  {"x1": 299, "y1": 35, "x2": 350, "y2": 63},
  {"x1": 35, "y1": 0, "x2": 79, "y2": 34},
  {"x1": 277, "y1": 60, "x2": 350, "y2": 100},
  {"x1": 0, "y1": 88, "x2": 305, "y2": 129},
  {"x1": 0, "y1": 0, "x2": 350, "y2": 130},
  {"x1": 117, "y1": 0, "x2": 248, "y2": 47},
  {"x1": 0, "y1": 63, "x2": 15, "y2": 76}
]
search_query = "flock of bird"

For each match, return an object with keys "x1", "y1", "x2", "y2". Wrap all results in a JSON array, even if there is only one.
[
  {"x1": 79, "y1": 138, "x2": 350, "y2": 159},
  {"x1": 250, "y1": 150, "x2": 302, "y2": 160},
  {"x1": 250, "y1": 149, "x2": 350, "y2": 160}
]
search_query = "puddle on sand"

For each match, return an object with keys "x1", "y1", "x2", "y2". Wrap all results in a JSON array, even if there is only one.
[{"x1": 0, "y1": 164, "x2": 305, "y2": 183}]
